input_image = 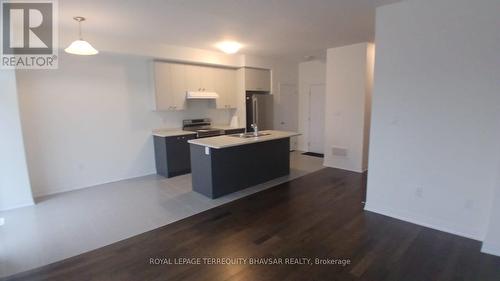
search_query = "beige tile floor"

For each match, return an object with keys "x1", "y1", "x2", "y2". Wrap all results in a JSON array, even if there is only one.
[{"x1": 0, "y1": 151, "x2": 324, "y2": 278}]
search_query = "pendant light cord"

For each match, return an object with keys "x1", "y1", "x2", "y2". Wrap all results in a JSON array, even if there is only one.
[
  {"x1": 78, "y1": 20, "x2": 82, "y2": 40},
  {"x1": 73, "y1": 16, "x2": 85, "y2": 40}
]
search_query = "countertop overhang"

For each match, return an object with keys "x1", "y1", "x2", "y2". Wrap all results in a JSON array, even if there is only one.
[{"x1": 188, "y1": 130, "x2": 300, "y2": 149}]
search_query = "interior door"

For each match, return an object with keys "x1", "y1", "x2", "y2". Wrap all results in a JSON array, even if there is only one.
[
  {"x1": 308, "y1": 84, "x2": 325, "y2": 154},
  {"x1": 277, "y1": 83, "x2": 298, "y2": 150}
]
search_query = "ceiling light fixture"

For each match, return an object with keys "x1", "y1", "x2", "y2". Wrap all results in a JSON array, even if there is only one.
[
  {"x1": 65, "y1": 16, "x2": 99, "y2": 55},
  {"x1": 216, "y1": 41, "x2": 242, "y2": 54}
]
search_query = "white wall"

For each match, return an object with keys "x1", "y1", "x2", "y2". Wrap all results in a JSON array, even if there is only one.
[
  {"x1": 298, "y1": 60, "x2": 326, "y2": 152},
  {"x1": 16, "y1": 52, "x2": 234, "y2": 197},
  {"x1": 0, "y1": 70, "x2": 34, "y2": 211},
  {"x1": 324, "y1": 43, "x2": 373, "y2": 172},
  {"x1": 366, "y1": 0, "x2": 500, "y2": 241},
  {"x1": 483, "y1": 169, "x2": 500, "y2": 255}
]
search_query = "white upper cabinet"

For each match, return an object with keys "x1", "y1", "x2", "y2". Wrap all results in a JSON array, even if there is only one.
[
  {"x1": 184, "y1": 64, "x2": 217, "y2": 92},
  {"x1": 244, "y1": 67, "x2": 271, "y2": 92},
  {"x1": 153, "y1": 61, "x2": 239, "y2": 111},
  {"x1": 153, "y1": 62, "x2": 187, "y2": 111},
  {"x1": 215, "y1": 68, "x2": 238, "y2": 109},
  {"x1": 184, "y1": 64, "x2": 201, "y2": 92},
  {"x1": 199, "y1": 66, "x2": 216, "y2": 92}
]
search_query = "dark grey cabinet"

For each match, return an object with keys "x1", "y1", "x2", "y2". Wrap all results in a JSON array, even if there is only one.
[
  {"x1": 224, "y1": 128, "x2": 245, "y2": 135},
  {"x1": 190, "y1": 138, "x2": 290, "y2": 198},
  {"x1": 154, "y1": 134, "x2": 196, "y2": 177}
]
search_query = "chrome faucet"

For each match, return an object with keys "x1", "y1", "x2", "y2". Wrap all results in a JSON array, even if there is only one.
[{"x1": 251, "y1": 123, "x2": 258, "y2": 136}]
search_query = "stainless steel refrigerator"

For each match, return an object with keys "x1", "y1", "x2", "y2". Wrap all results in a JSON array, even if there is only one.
[{"x1": 246, "y1": 92, "x2": 274, "y2": 131}]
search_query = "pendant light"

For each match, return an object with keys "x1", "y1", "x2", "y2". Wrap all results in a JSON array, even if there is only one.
[{"x1": 65, "y1": 16, "x2": 99, "y2": 55}]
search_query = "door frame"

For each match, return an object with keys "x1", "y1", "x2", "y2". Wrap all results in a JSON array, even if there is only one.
[
  {"x1": 307, "y1": 83, "x2": 325, "y2": 153},
  {"x1": 278, "y1": 83, "x2": 298, "y2": 150}
]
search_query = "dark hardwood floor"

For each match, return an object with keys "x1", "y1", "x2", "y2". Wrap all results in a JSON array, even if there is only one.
[{"x1": 4, "y1": 168, "x2": 500, "y2": 281}]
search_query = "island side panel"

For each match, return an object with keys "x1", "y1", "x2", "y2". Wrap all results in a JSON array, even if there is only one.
[
  {"x1": 190, "y1": 144, "x2": 214, "y2": 198},
  {"x1": 210, "y1": 138, "x2": 290, "y2": 198},
  {"x1": 153, "y1": 136, "x2": 168, "y2": 177}
]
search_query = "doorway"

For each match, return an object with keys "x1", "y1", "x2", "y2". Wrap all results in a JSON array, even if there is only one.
[{"x1": 308, "y1": 84, "x2": 325, "y2": 154}]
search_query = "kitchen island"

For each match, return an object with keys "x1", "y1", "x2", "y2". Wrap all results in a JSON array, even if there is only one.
[{"x1": 188, "y1": 130, "x2": 300, "y2": 198}]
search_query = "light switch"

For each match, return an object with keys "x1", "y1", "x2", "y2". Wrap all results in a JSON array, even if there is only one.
[{"x1": 205, "y1": 147, "x2": 210, "y2": 155}]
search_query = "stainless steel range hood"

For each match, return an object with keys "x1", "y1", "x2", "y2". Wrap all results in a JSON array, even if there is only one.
[{"x1": 186, "y1": 91, "x2": 219, "y2": 99}]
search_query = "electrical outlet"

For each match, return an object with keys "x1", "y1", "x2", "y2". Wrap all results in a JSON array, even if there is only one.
[
  {"x1": 0, "y1": 217, "x2": 5, "y2": 226},
  {"x1": 415, "y1": 187, "x2": 424, "y2": 198}
]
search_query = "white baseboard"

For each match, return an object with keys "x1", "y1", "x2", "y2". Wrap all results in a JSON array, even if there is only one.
[
  {"x1": 323, "y1": 160, "x2": 365, "y2": 173},
  {"x1": 364, "y1": 203, "x2": 481, "y2": 241},
  {"x1": 0, "y1": 201, "x2": 35, "y2": 212},
  {"x1": 481, "y1": 242, "x2": 500, "y2": 257},
  {"x1": 33, "y1": 171, "x2": 156, "y2": 198}
]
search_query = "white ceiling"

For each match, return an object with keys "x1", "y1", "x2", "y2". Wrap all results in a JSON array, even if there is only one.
[{"x1": 59, "y1": 0, "x2": 400, "y2": 60}]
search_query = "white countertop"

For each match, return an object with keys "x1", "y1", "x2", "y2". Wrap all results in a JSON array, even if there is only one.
[
  {"x1": 152, "y1": 129, "x2": 196, "y2": 137},
  {"x1": 188, "y1": 130, "x2": 300, "y2": 149},
  {"x1": 152, "y1": 125, "x2": 245, "y2": 137}
]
